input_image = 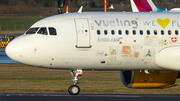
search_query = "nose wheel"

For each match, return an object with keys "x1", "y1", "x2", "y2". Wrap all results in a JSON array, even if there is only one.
[
  {"x1": 68, "y1": 85, "x2": 80, "y2": 95},
  {"x1": 68, "y1": 69, "x2": 83, "y2": 95}
]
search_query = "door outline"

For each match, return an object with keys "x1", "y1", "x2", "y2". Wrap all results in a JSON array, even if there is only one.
[{"x1": 74, "y1": 18, "x2": 92, "y2": 48}]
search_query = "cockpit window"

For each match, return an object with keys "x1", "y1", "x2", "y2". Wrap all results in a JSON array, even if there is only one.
[
  {"x1": 26, "y1": 27, "x2": 39, "y2": 34},
  {"x1": 37, "y1": 27, "x2": 48, "y2": 35},
  {"x1": 49, "y1": 27, "x2": 57, "y2": 35}
]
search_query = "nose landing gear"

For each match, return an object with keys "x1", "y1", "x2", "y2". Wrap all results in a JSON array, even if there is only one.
[{"x1": 68, "y1": 69, "x2": 83, "y2": 95}]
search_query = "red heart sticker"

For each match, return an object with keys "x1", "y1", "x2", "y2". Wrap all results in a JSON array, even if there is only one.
[{"x1": 171, "y1": 37, "x2": 177, "y2": 43}]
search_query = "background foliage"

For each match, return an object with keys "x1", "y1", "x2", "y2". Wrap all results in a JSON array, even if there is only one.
[{"x1": 0, "y1": 0, "x2": 180, "y2": 16}]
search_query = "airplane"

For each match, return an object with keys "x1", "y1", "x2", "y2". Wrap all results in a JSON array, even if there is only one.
[
  {"x1": 5, "y1": 9, "x2": 180, "y2": 95},
  {"x1": 130, "y1": 0, "x2": 180, "y2": 12}
]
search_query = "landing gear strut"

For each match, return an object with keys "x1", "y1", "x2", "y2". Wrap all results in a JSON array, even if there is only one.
[{"x1": 68, "y1": 69, "x2": 83, "y2": 95}]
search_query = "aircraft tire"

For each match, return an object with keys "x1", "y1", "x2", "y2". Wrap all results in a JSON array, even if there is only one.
[{"x1": 68, "y1": 85, "x2": 80, "y2": 95}]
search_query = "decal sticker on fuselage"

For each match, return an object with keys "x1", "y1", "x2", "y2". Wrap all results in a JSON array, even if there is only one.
[
  {"x1": 96, "y1": 50, "x2": 104, "y2": 56},
  {"x1": 158, "y1": 38, "x2": 168, "y2": 47},
  {"x1": 136, "y1": 58, "x2": 150, "y2": 65},
  {"x1": 109, "y1": 46, "x2": 120, "y2": 56},
  {"x1": 144, "y1": 36, "x2": 157, "y2": 46},
  {"x1": 120, "y1": 44, "x2": 143, "y2": 58},
  {"x1": 169, "y1": 36, "x2": 180, "y2": 45},
  {"x1": 143, "y1": 49, "x2": 155, "y2": 58}
]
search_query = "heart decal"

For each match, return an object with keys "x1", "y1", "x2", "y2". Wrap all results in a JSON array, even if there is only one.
[
  {"x1": 171, "y1": 37, "x2": 177, "y2": 43},
  {"x1": 156, "y1": 18, "x2": 170, "y2": 29}
]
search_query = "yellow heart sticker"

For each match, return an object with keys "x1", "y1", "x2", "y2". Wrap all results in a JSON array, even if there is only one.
[{"x1": 157, "y1": 18, "x2": 170, "y2": 29}]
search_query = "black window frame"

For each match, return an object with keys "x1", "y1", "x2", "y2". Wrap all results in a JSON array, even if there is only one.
[
  {"x1": 168, "y1": 30, "x2": 171, "y2": 35},
  {"x1": 97, "y1": 30, "x2": 101, "y2": 35},
  {"x1": 140, "y1": 30, "x2": 143, "y2": 35},
  {"x1": 154, "y1": 30, "x2": 157, "y2": 35},
  {"x1": 111, "y1": 30, "x2": 115, "y2": 35},
  {"x1": 118, "y1": 30, "x2": 122, "y2": 35},
  {"x1": 132, "y1": 30, "x2": 136, "y2": 35},
  {"x1": 125, "y1": 30, "x2": 129, "y2": 35},
  {"x1": 104, "y1": 30, "x2": 108, "y2": 35},
  {"x1": 147, "y1": 30, "x2": 150, "y2": 35},
  {"x1": 161, "y1": 30, "x2": 164, "y2": 35},
  {"x1": 175, "y1": 30, "x2": 179, "y2": 35}
]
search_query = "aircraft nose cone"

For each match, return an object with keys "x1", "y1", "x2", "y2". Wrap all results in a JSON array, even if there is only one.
[{"x1": 5, "y1": 39, "x2": 23, "y2": 63}]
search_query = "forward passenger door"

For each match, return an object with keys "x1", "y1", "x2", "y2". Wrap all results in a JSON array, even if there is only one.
[{"x1": 74, "y1": 19, "x2": 91, "y2": 48}]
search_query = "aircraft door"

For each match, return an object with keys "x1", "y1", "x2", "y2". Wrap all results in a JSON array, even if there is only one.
[{"x1": 74, "y1": 19, "x2": 91, "y2": 48}]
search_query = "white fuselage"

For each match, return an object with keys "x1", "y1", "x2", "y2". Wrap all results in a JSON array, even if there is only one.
[{"x1": 5, "y1": 12, "x2": 180, "y2": 70}]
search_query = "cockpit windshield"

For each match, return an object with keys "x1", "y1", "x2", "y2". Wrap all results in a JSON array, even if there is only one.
[
  {"x1": 26, "y1": 27, "x2": 39, "y2": 34},
  {"x1": 25, "y1": 27, "x2": 57, "y2": 36},
  {"x1": 37, "y1": 27, "x2": 48, "y2": 35},
  {"x1": 49, "y1": 28, "x2": 57, "y2": 35}
]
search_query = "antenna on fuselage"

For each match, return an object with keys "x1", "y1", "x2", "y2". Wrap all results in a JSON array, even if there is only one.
[{"x1": 78, "y1": 6, "x2": 83, "y2": 13}]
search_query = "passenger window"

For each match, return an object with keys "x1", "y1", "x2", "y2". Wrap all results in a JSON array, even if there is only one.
[
  {"x1": 175, "y1": 30, "x2": 179, "y2": 35},
  {"x1": 140, "y1": 30, "x2": 143, "y2": 35},
  {"x1": 104, "y1": 30, "x2": 108, "y2": 35},
  {"x1": 125, "y1": 30, "x2": 129, "y2": 35},
  {"x1": 161, "y1": 30, "x2": 164, "y2": 35},
  {"x1": 49, "y1": 27, "x2": 57, "y2": 35},
  {"x1": 132, "y1": 30, "x2": 136, "y2": 35},
  {"x1": 154, "y1": 30, "x2": 157, "y2": 35},
  {"x1": 168, "y1": 30, "x2": 171, "y2": 35},
  {"x1": 37, "y1": 27, "x2": 48, "y2": 35},
  {"x1": 118, "y1": 30, "x2": 122, "y2": 35},
  {"x1": 111, "y1": 30, "x2": 115, "y2": 35},
  {"x1": 97, "y1": 30, "x2": 101, "y2": 35},
  {"x1": 147, "y1": 30, "x2": 150, "y2": 35}
]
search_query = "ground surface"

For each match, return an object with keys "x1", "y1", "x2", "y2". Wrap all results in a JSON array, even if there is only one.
[{"x1": 0, "y1": 64, "x2": 180, "y2": 94}]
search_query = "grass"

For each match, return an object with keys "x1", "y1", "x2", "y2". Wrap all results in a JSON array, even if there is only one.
[
  {"x1": 0, "y1": 17, "x2": 44, "y2": 31},
  {"x1": 0, "y1": 64, "x2": 180, "y2": 94},
  {"x1": 0, "y1": 17, "x2": 44, "y2": 24}
]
